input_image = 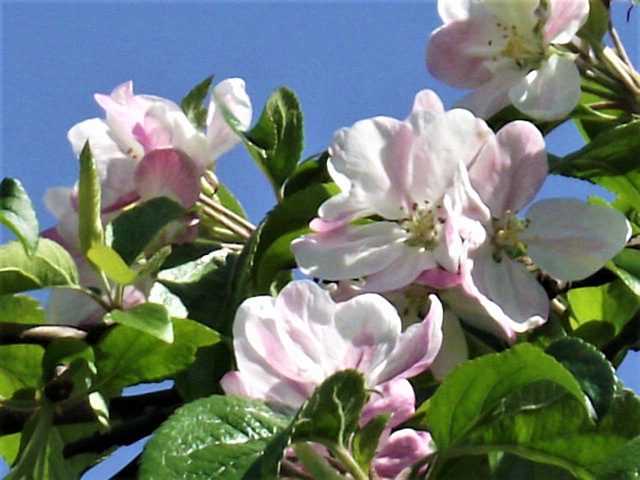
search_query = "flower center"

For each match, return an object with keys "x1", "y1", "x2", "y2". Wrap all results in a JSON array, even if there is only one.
[
  {"x1": 491, "y1": 21, "x2": 545, "y2": 70},
  {"x1": 491, "y1": 211, "x2": 529, "y2": 262},
  {"x1": 401, "y1": 202, "x2": 445, "y2": 250}
]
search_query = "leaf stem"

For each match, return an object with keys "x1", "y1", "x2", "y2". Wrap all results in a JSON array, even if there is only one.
[
  {"x1": 293, "y1": 443, "x2": 349, "y2": 480},
  {"x1": 330, "y1": 444, "x2": 369, "y2": 480}
]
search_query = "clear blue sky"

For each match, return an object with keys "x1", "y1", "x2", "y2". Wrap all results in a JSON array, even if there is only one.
[{"x1": 1, "y1": 1, "x2": 639, "y2": 478}]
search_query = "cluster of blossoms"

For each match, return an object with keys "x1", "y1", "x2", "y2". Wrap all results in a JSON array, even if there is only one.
[{"x1": 44, "y1": 79, "x2": 252, "y2": 323}]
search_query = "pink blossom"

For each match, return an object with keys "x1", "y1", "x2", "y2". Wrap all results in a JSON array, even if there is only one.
[
  {"x1": 291, "y1": 90, "x2": 489, "y2": 293},
  {"x1": 427, "y1": 0, "x2": 589, "y2": 120}
]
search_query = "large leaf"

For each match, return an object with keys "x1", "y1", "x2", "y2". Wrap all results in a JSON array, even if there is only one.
[
  {"x1": 0, "y1": 178, "x2": 39, "y2": 256},
  {"x1": 0, "y1": 344, "x2": 43, "y2": 400},
  {"x1": 93, "y1": 318, "x2": 219, "y2": 394},
  {"x1": 110, "y1": 197, "x2": 184, "y2": 265},
  {"x1": 104, "y1": 303, "x2": 173, "y2": 343},
  {"x1": 410, "y1": 344, "x2": 590, "y2": 449},
  {"x1": 0, "y1": 239, "x2": 78, "y2": 294},
  {"x1": 243, "y1": 87, "x2": 304, "y2": 192},
  {"x1": 0, "y1": 294, "x2": 45, "y2": 324},
  {"x1": 596, "y1": 436, "x2": 640, "y2": 480},
  {"x1": 180, "y1": 75, "x2": 213, "y2": 130},
  {"x1": 138, "y1": 395, "x2": 290, "y2": 480}
]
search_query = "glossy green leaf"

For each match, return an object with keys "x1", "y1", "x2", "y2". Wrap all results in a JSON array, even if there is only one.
[
  {"x1": 244, "y1": 87, "x2": 304, "y2": 191},
  {"x1": 0, "y1": 294, "x2": 45, "y2": 324},
  {"x1": 411, "y1": 344, "x2": 590, "y2": 449},
  {"x1": 94, "y1": 318, "x2": 219, "y2": 394},
  {"x1": 104, "y1": 303, "x2": 173, "y2": 343},
  {"x1": 86, "y1": 244, "x2": 138, "y2": 285},
  {"x1": 42, "y1": 338, "x2": 94, "y2": 378},
  {"x1": 608, "y1": 248, "x2": 640, "y2": 295},
  {"x1": 0, "y1": 344, "x2": 43, "y2": 400},
  {"x1": 0, "y1": 178, "x2": 39, "y2": 256},
  {"x1": 596, "y1": 436, "x2": 640, "y2": 480},
  {"x1": 550, "y1": 120, "x2": 640, "y2": 179},
  {"x1": 110, "y1": 197, "x2": 184, "y2": 265},
  {"x1": 180, "y1": 75, "x2": 213, "y2": 131},
  {"x1": 138, "y1": 395, "x2": 290, "y2": 480},
  {"x1": 282, "y1": 151, "x2": 331, "y2": 198},
  {"x1": 293, "y1": 370, "x2": 367, "y2": 447},
  {"x1": 494, "y1": 453, "x2": 582, "y2": 480},
  {"x1": 545, "y1": 337, "x2": 616, "y2": 418},
  {"x1": 567, "y1": 279, "x2": 640, "y2": 343},
  {"x1": 352, "y1": 413, "x2": 391, "y2": 474},
  {"x1": 0, "y1": 239, "x2": 78, "y2": 294},
  {"x1": 77, "y1": 142, "x2": 104, "y2": 256}
]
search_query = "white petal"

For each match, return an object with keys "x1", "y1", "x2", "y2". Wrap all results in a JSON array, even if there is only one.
[
  {"x1": 430, "y1": 311, "x2": 469, "y2": 381},
  {"x1": 67, "y1": 118, "x2": 129, "y2": 160},
  {"x1": 438, "y1": 0, "x2": 471, "y2": 22},
  {"x1": 523, "y1": 198, "x2": 631, "y2": 280},
  {"x1": 456, "y1": 69, "x2": 523, "y2": 119},
  {"x1": 207, "y1": 78, "x2": 252, "y2": 161},
  {"x1": 509, "y1": 55, "x2": 581, "y2": 121}
]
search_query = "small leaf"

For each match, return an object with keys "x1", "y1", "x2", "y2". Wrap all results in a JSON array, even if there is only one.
[
  {"x1": 352, "y1": 413, "x2": 391, "y2": 474},
  {"x1": 86, "y1": 244, "x2": 138, "y2": 285},
  {"x1": 77, "y1": 141, "x2": 104, "y2": 255},
  {"x1": 545, "y1": 337, "x2": 616, "y2": 418},
  {"x1": 138, "y1": 395, "x2": 290, "y2": 480},
  {"x1": 577, "y1": 0, "x2": 609, "y2": 43},
  {"x1": 282, "y1": 151, "x2": 331, "y2": 198},
  {"x1": 0, "y1": 239, "x2": 78, "y2": 294},
  {"x1": 293, "y1": 370, "x2": 367, "y2": 447},
  {"x1": 110, "y1": 197, "x2": 184, "y2": 265},
  {"x1": 0, "y1": 178, "x2": 39, "y2": 256},
  {"x1": 94, "y1": 318, "x2": 219, "y2": 393},
  {"x1": 180, "y1": 75, "x2": 213, "y2": 130},
  {"x1": 104, "y1": 303, "x2": 173, "y2": 343}
]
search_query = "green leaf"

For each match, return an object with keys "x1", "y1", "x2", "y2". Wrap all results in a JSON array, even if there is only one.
[
  {"x1": 293, "y1": 370, "x2": 367, "y2": 447},
  {"x1": 138, "y1": 395, "x2": 290, "y2": 480},
  {"x1": 244, "y1": 87, "x2": 304, "y2": 192},
  {"x1": 42, "y1": 338, "x2": 94, "y2": 378},
  {"x1": 352, "y1": 413, "x2": 391, "y2": 475},
  {"x1": 0, "y1": 178, "x2": 39, "y2": 256},
  {"x1": 494, "y1": 453, "x2": 580, "y2": 480},
  {"x1": 608, "y1": 248, "x2": 640, "y2": 296},
  {"x1": 0, "y1": 344, "x2": 43, "y2": 400},
  {"x1": 180, "y1": 75, "x2": 213, "y2": 131},
  {"x1": 77, "y1": 141, "x2": 104, "y2": 255},
  {"x1": 104, "y1": 303, "x2": 173, "y2": 343},
  {"x1": 596, "y1": 436, "x2": 640, "y2": 480},
  {"x1": 545, "y1": 337, "x2": 616, "y2": 418},
  {"x1": 0, "y1": 294, "x2": 45, "y2": 324},
  {"x1": 567, "y1": 279, "x2": 640, "y2": 343},
  {"x1": 282, "y1": 151, "x2": 331, "y2": 198},
  {"x1": 94, "y1": 318, "x2": 219, "y2": 393},
  {"x1": 577, "y1": 0, "x2": 609, "y2": 43},
  {"x1": 0, "y1": 239, "x2": 78, "y2": 294},
  {"x1": 86, "y1": 244, "x2": 138, "y2": 285},
  {"x1": 110, "y1": 197, "x2": 184, "y2": 265},
  {"x1": 549, "y1": 120, "x2": 640, "y2": 179},
  {"x1": 410, "y1": 344, "x2": 590, "y2": 449}
]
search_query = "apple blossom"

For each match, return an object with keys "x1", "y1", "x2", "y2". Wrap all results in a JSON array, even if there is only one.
[
  {"x1": 291, "y1": 90, "x2": 489, "y2": 293},
  {"x1": 430, "y1": 120, "x2": 631, "y2": 340},
  {"x1": 426, "y1": 0, "x2": 589, "y2": 120}
]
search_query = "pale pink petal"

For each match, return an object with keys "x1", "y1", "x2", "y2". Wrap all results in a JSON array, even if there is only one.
[
  {"x1": 314, "y1": 189, "x2": 374, "y2": 231},
  {"x1": 406, "y1": 89, "x2": 444, "y2": 133},
  {"x1": 291, "y1": 222, "x2": 408, "y2": 281},
  {"x1": 363, "y1": 247, "x2": 438, "y2": 293},
  {"x1": 544, "y1": 0, "x2": 590, "y2": 44},
  {"x1": 45, "y1": 289, "x2": 103, "y2": 326},
  {"x1": 220, "y1": 371, "x2": 256, "y2": 397},
  {"x1": 408, "y1": 110, "x2": 492, "y2": 203},
  {"x1": 374, "y1": 295, "x2": 443, "y2": 383},
  {"x1": 44, "y1": 187, "x2": 73, "y2": 219},
  {"x1": 509, "y1": 55, "x2": 581, "y2": 121},
  {"x1": 207, "y1": 78, "x2": 252, "y2": 160},
  {"x1": 456, "y1": 69, "x2": 523, "y2": 119},
  {"x1": 469, "y1": 120, "x2": 547, "y2": 214},
  {"x1": 67, "y1": 118, "x2": 130, "y2": 160},
  {"x1": 373, "y1": 429, "x2": 434, "y2": 480},
  {"x1": 430, "y1": 311, "x2": 469, "y2": 381},
  {"x1": 426, "y1": 20, "x2": 497, "y2": 89},
  {"x1": 361, "y1": 379, "x2": 416, "y2": 428},
  {"x1": 134, "y1": 149, "x2": 201, "y2": 207},
  {"x1": 438, "y1": 0, "x2": 470, "y2": 22},
  {"x1": 522, "y1": 198, "x2": 631, "y2": 281},
  {"x1": 416, "y1": 268, "x2": 463, "y2": 289}
]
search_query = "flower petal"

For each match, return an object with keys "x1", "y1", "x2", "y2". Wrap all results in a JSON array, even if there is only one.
[
  {"x1": 523, "y1": 198, "x2": 631, "y2": 280},
  {"x1": 456, "y1": 68, "x2": 523, "y2": 119},
  {"x1": 361, "y1": 378, "x2": 416, "y2": 428},
  {"x1": 207, "y1": 78, "x2": 252, "y2": 160},
  {"x1": 430, "y1": 311, "x2": 469, "y2": 380},
  {"x1": 544, "y1": 0, "x2": 590, "y2": 44},
  {"x1": 509, "y1": 55, "x2": 581, "y2": 121},
  {"x1": 373, "y1": 429, "x2": 434, "y2": 480}
]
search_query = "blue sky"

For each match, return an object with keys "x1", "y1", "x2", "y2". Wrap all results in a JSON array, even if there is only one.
[{"x1": 1, "y1": 1, "x2": 639, "y2": 478}]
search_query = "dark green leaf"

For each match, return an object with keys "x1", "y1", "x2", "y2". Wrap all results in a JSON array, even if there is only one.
[
  {"x1": 42, "y1": 338, "x2": 94, "y2": 378},
  {"x1": 104, "y1": 303, "x2": 173, "y2": 343},
  {"x1": 577, "y1": 0, "x2": 609, "y2": 43},
  {"x1": 0, "y1": 178, "x2": 39, "y2": 256},
  {"x1": 77, "y1": 142, "x2": 103, "y2": 255},
  {"x1": 94, "y1": 318, "x2": 219, "y2": 393},
  {"x1": 0, "y1": 239, "x2": 78, "y2": 294},
  {"x1": 545, "y1": 337, "x2": 616, "y2": 418},
  {"x1": 293, "y1": 370, "x2": 367, "y2": 447},
  {"x1": 352, "y1": 413, "x2": 391, "y2": 474},
  {"x1": 180, "y1": 75, "x2": 213, "y2": 131},
  {"x1": 283, "y1": 151, "x2": 331, "y2": 198},
  {"x1": 410, "y1": 344, "x2": 589, "y2": 449},
  {"x1": 138, "y1": 395, "x2": 290, "y2": 480},
  {"x1": 110, "y1": 197, "x2": 184, "y2": 265},
  {"x1": 549, "y1": 120, "x2": 640, "y2": 179},
  {"x1": 494, "y1": 453, "x2": 578, "y2": 480},
  {"x1": 244, "y1": 87, "x2": 304, "y2": 191}
]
